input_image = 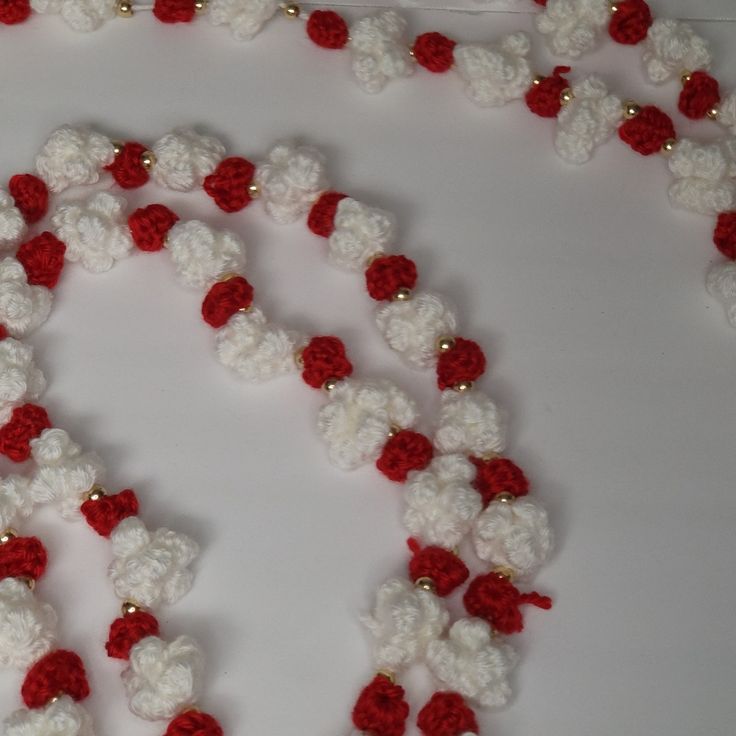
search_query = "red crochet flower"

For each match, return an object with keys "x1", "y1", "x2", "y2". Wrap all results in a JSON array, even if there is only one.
[
  {"x1": 16, "y1": 232, "x2": 66, "y2": 289},
  {"x1": 307, "y1": 9, "x2": 349, "y2": 50},
  {"x1": 106, "y1": 611, "x2": 160, "y2": 659},
  {"x1": 203, "y1": 157, "x2": 256, "y2": 213},
  {"x1": 128, "y1": 204, "x2": 179, "y2": 252},
  {"x1": 22, "y1": 650, "x2": 90, "y2": 708},
  {"x1": 308, "y1": 191, "x2": 347, "y2": 237},
  {"x1": 525, "y1": 66, "x2": 571, "y2": 118},
  {"x1": 470, "y1": 456, "x2": 529, "y2": 506},
  {"x1": 0, "y1": 536, "x2": 47, "y2": 582},
  {"x1": 165, "y1": 711, "x2": 224, "y2": 736},
  {"x1": 436, "y1": 338, "x2": 486, "y2": 390},
  {"x1": 300, "y1": 336, "x2": 353, "y2": 388},
  {"x1": 618, "y1": 105, "x2": 676, "y2": 156},
  {"x1": 714, "y1": 212, "x2": 736, "y2": 260},
  {"x1": 417, "y1": 691, "x2": 478, "y2": 736},
  {"x1": 8, "y1": 173, "x2": 48, "y2": 223},
  {"x1": 608, "y1": 0, "x2": 652, "y2": 45},
  {"x1": 81, "y1": 489, "x2": 139, "y2": 537},
  {"x1": 377, "y1": 431, "x2": 433, "y2": 482},
  {"x1": 352, "y1": 675, "x2": 410, "y2": 736},
  {"x1": 365, "y1": 255, "x2": 418, "y2": 301},
  {"x1": 0, "y1": 404, "x2": 52, "y2": 462},
  {"x1": 413, "y1": 32, "x2": 456, "y2": 74},
  {"x1": 407, "y1": 538, "x2": 468, "y2": 597},
  {"x1": 105, "y1": 142, "x2": 150, "y2": 189},
  {"x1": 679, "y1": 71, "x2": 721, "y2": 120},
  {"x1": 0, "y1": 0, "x2": 31, "y2": 25},
  {"x1": 201, "y1": 276, "x2": 254, "y2": 328},
  {"x1": 153, "y1": 0, "x2": 194, "y2": 22}
]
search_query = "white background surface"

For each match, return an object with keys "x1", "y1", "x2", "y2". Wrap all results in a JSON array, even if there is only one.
[{"x1": 0, "y1": 3, "x2": 735, "y2": 736}]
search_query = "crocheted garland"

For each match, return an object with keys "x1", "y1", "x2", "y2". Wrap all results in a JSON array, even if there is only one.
[
  {"x1": 0, "y1": 124, "x2": 556, "y2": 736},
  {"x1": 1, "y1": 4, "x2": 734, "y2": 327}
]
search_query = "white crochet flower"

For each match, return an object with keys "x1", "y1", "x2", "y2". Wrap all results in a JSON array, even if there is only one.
[
  {"x1": 453, "y1": 33, "x2": 533, "y2": 108},
  {"x1": 0, "y1": 577, "x2": 57, "y2": 669},
  {"x1": 123, "y1": 635, "x2": 204, "y2": 721},
  {"x1": 535, "y1": 0, "x2": 610, "y2": 59},
  {"x1": 52, "y1": 192, "x2": 133, "y2": 273},
  {"x1": 109, "y1": 517, "x2": 199, "y2": 608},
  {"x1": 255, "y1": 141, "x2": 328, "y2": 224},
  {"x1": 328, "y1": 198, "x2": 396, "y2": 271},
  {"x1": 30, "y1": 0, "x2": 115, "y2": 31},
  {"x1": 403, "y1": 454, "x2": 482, "y2": 548},
  {"x1": 426, "y1": 617, "x2": 518, "y2": 708},
  {"x1": 348, "y1": 10, "x2": 415, "y2": 94},
  {"x1": 151, "y1": 128, "x2": 226, "y2": 192},
  {"x1": 0, "y1": 475, "x2": 34, "y2": 531},
  {"x1": 0, "y1": 338, "x2": 46, "y2": 425},
  {"x1": 4, "y1": 696, "x2": 94, "y2": 736},
  {"x1": 642, "y1": 19, "x2": 712, "y2": 84},
  {"x1": 0, "y1": 257, "x2": 52, "y2": 338},
  {"x1": 0, "y1": 189, "x2": 26, "y2": 251},
  {"x1": 29, "y1": 429, "x2": 105, "y2": 519},
  {"x1": 207, "y1": 0, "x2": 277, "y2": 41},
  {"x1": 706, "y1": 261, "x2": 736, "y2": 328},
  {"x1": 719, "y1": 92, "x2": 736, "y2": 137},
  {"x1": 667, "y1": 139, "x2": 736, "y2": 215},
  {"x1": 434, "y1": 389, "x2": 506, "y2": 457},
  {"x1": 215, "y1": 308, "x2": 303, "y2": 382},
  {"x1": 317, "y1": 378, "x2": 418, "y2": 470},
  {"x1": 166, "y1": 220, "x2": 246, "y2": 288},
  {"x1": 473, "y1": 497, "x2": 553, "y2": 579},
  {"x1": 361, "y1": 578, "x2": 449, "y2": 671},
  {"x1": 375, "y1": 292, "x2": 457, "y2": 370},
  {"x1": 35, "y1": 125, "x2": 114, "y2": 193},
  {"x1": 555, "y1": 75, "x2": 622, "y2": 165}
]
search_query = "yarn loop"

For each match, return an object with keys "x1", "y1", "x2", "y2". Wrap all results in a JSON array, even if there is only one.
[{"x1": 106, "y1": 611, "x2": 160, "y2": 659}]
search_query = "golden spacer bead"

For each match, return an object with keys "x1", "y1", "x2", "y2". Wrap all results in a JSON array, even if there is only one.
[
  {"x1": 532, "y1": 75, "x2": 544, "y2": 86},
  {"x1": 0, "y1": 529, "x2": 18, "y2": 545},
  {"x1": 387, "y1": 424, "x2": 402, "y2": 438},
  {"x1": 217, "y1": 271, "x2": 241, "y2": 282},
  {"x1": 681, "y1": 71, "x2": 692, "y2": 85},
  {"x1": 294, "y1": 348, "x2": 304, "y2": 368},
  {"x1": 492, "y1": 565, "x2": 516, "y2": 581},
  {"x1": 661, "y1": 138, "x2": 677, "y2": 155},
  {"x1": 22, "y1": 577, "x2": 35, "y2": 591},
  {"x1": 282, "y1": 3, "x2": 300, "y2": 18},
  {"x1": 414, "y1": 576, "x2": 437, "y2": 594},
  {"x1": 140, "y1": 150, "x2": 156, "y2": 171},
  {"x1": 194, "y1": 0, "x2": 207, "y2": 12},
  {"x1": 122, "y1": 601, "x2": 143, "y2": 616},
  {"x1": 609, "y1": 1, "x2": 618, "y2": 12},
  {"x1": 85, "y1": 484, "x2": 107, "y2": 502},
  {"x1": 392, "y1": 287, "x2": 412, "y2": 302},
  {"x1": 247, "y1": 182, "x2": 261, "y2": 198},
  {"x1": 436, "y1": 336, "x2": 456, "y2": 353},
  {"x1": 706, "y1": 106, "x2": 720, "y2": 120},
  {"x1": 112, "y1": 140, "x2": 125, "y2": 156},
  {"x1": 560, "y1": 88, "x2": 574, "y2": 106},
  {"x1": 323, "y1": 377, "x2": 342, "y2": 392},
  {"x1": 494, "y1": 491, "x2": 515, "y2": 504},
  {"x1": 623, "y1": 100, "x2": 641, "y2": 119},
  {"x1": 453, "y1": 380, "x2": 473, "y2": 393},
  {"x1": 376, "y1": 669, "x2": 396, "y2": 684},
  {"x1": 116, "y1": 0, "x2": 134, "y2": 17}
]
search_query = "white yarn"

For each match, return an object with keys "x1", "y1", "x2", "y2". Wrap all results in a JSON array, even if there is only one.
[
  {"x1": 109, "y1": 517, "x2": 199, "y2": 608},
  {"x1": 667, "y1": 138, "x2": 736, "y2": 215},
  {"x1": 328, "y1": 198, "x2": 396, "y2": 271},
  {"x1": 426, "y1": 617, "x2": 518, "y2": 708},
  {"x1": 29, "y1": 428, "x2": 105, "y2": 519},
  {"x1": 434, "y1": 389, "x2": 506, "y2": 457},
  {"x1": 0, "y1": 189, "x2": 26, "y2": 251},
  {"x1": 0, "y1": 257, "x2": 52, "y2": 338},
  {"x1": 403, "y1": 454, "x2": 482, "y2": 548},
  {"x1": 555, "y1": 76, "x2": 622, "y2": 165},
  {"x1": 0, "y1": 475, "x2": 34, "y2": 531},
  {"x1": 165, "y1": 220, "x2": 246, "y2": 288},
  {"x1": 0, "y1": 338, "x2": 46, "y2": 425},
  {"x1": 255, "y1": 141, "x2": 328, "y2": 224},
  {"x1": 348, "y1": 10, "x2": 415, "y2": 94},
  {"x1": 122, "y1": 635, "x2": 204, "y2": 721},
  {"x1": 4, "y1": 696, "x2": 94, "y2": 736},
  {"x1": 208, "y1": 0, "x2": 277, "y2": 41},
  {"x1": 51, "y1": 192, "x2": 133, "y2": 273},
  {"x1": 472, "y1": 497, "x2": 553, "y2": 578},
  {"x1": 642, "y1": 19, "x2": 712, "y2": 84},
  {"x1": 0, "y1": 577, "x2": 57, "y2": 670},
  {"x1": 215, "y1": 308, "x2": 303, "y2": 382},
  {"x1": 35, "y1": 125, "x2": 113, "y2": 193},
  {"x1": 706, "y1": 261, "x2": 736, "y2": 328},
  {"x1": 30, "y1": 0, "x2": 115, "y2": 31},
  {"x1": 453, "y1": 33, "x2": 533, "y2": 108},
  {"x1": 535, "y1": 0, "x2": 609, "y2": 59},
  {"x1": 151, "y1": 128, "x2": 226, "y2": 192},
  {"x1": 361, "y1": 578, "x2": 448, "y2": 671},
  {"x1": 316, "y1": 377, "x2": 418, "y2": 470},
  {"x1": 719, "y1": 92, "x2": 736, "y2": 136},
  {"x1": 375, "y1": 292, "x2": 457, "y2": 370}
]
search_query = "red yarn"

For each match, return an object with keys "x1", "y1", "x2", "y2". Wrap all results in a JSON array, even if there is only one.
[
  {"x1": 470, "y1": 456, "x2": 529, "y2": 507},
  {"x1": 464, "y1": 571, "x2": 552, "y2": 635},
  {"x1": 352, "y1": 675, "x2": 410, "y2": 736},
  {"x1": 307, "y1": 191, "x2": 347, "y2": 237},
  {"x1": 0, "y1": 326, "x2": 7, "y2": 341},
  {"x1": 679, "y1": 71, "x2": 721, "y2": 120},
  {"x1": 412, "y1": 32, "x2": 456, "y2": 74},
  {"x1": 533, "y1": 0, "x2": 547, "y2": 4},
  {"x1": 417, "y1": 692, "x2": 478, "y2": 736},
  {"x1": 436, "y1": 338, "x2": 486, "y2": 390},
  {"x1": 377, "y1": 431, "x2": 433, "y2": 483},
  {"x1": 8, "y1": 174, "x2": 48, "y2": 224},
  {"x1": 104, "y1": 142, "x2": 150, "y2": 189},
  {"x1": 203, "y1": 157, "x2": 256, "y2": 213},
  {"x1": 0, "y1": 404, "x2": 51, "y2": 463},
  {"x1": 306, "y1": 9, "x2": 349, "y2": 50},
  {"x1": 16, "y1": 232, "x2": 66, "y2": 289},
  {"x1": 0, "y1": 0, "x2": 30, "y2": 24},
  {"x1": 618, "y1": 105, "x2": 676, "y2": 156},
  {"x1": 153, "y1": 0, "x2": 194, "y2": 22},
  {"x1": 525, "y1": 66, "x2": 571, "y2": 118},
  {"x1": 0, "y1": 536, "x2": 47, "y2": 582},
  {"x1": 365, "y1": 255, "x2": 418, "y2": 301},
  {"x1": 608, "y1": 0, "x2": 652, "y2": 45},
  {"x1": 407, "y1": 538, "x2": 469, "y2": 597},
  {"x1": 128, "y1": 204, "x2": 179, "y2": 252},
  {"x1": 106, "y1": 611, "x2": 160, "y2": 659},
  {"x1": 202, "y1": 276, "x2": 254, "y2": 328},
  {"x1": 300, "y1": 335, "x2": 353, "y2": 388},
  {"x1": 165, "y1": 711, "x2": 224, "y2": 736},
  {"x1": 714, "y1": 212, "x2": 736, "y2": 260},
  {"x1": 22, "y1": 650, "x2": 90, "y2": 709},
  {"x1": 81, "y1": 489, "x2": 139, "y2": 538}
]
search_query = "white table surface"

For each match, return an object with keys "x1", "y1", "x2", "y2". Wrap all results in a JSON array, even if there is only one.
[{"x1": 0, "y1": 4, "x2": 735, "y2": 736}]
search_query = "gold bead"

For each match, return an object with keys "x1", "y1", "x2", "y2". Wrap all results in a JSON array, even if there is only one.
[
  {"x1": 116, "y1": 0, "x2": 134, "y2": 17},
  {"x1": 681, "y1": 71, "x2": 692, "y2": 85},
  {"x1": 436, "y1": 336, "x2": 456, "y2": 353},
  {"x1": 492, "y1": 565, "x2": 516, "y2": 581},
  {"x1": 661, "y1": 138, "x2": 677, "y2": 155},
  {"x1": 122, "y1": 601, "x2": 143, "y2": 616},
  {"x1": 414, "y1": 576, "x2": 437, "y2": 594},
  {"x1": 707, "y1": 106, "x2": 720, "y2": 120},
  {"x1": 0, "y1": 529, "x2": 17, "y2": 544},
  {"x1": 217, "y1": 271, "x2": 241, "y2": 282},
  {"x1": 482, "y1": 451, "x2": 500, "y2": 462},
  {"x1": 623, "y1": 100, "x2": 641, "y2": 119},
  {"x1": 85, "y1": 484, "x2": 106, "y2": 502},
  {"x1": 376, "y1": 669, "x2": 396, "y2": 684},
  {"x1": 387, "y1": 424, "x2": 402, "y2": 438},
  {"x1": 453, "y1": 381, "x2": 473, "y2": 393},
  {"x1": 323, "y1": 377, "x2": 341, "y2": 392},
  {"x1": 193, "y1": 0, "x2": 207, "y2": 12},
  {"x1": 294, "y1": 348, "x2": 304, "y2": 368},
  {"x1": 282, "y1": 3, "x2": 300, "y2": 18},
  {"x1": 247, "y1": 182, "x2": 261, "y2": 198},
  {"x1": 494, "y1": 491, "x2": 515, "y2": 504},
  {"x1": 140, "y1": 150, "x2": 156, "y2": 171},
  {"x1": 112, "y1": 140, "x2": 125, "y2": 156},
  {"x1": 532, "y1": 75, "x2": 544, "y2": 86},
  {"x1": 560, "y1": 88, "x2": 574, "y2": 106},
  {"x1": 392, "y1": 287, "x2": 412, "y2": 302},
  {"x1": 22, "y1": 577, "x2": 35, "y2": 591},
  {"x1": 609, "y1": 1, "x2": 618, "y2": 12}
]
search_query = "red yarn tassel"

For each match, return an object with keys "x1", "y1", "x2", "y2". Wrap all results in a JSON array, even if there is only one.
[
  {"x1": 106, "y1": 610, "x2": 160, "y2": 659},
  {"x1": 407, "y1": 538, "x2": 468, "y2": 597},
  {"x1": 0, "y1": 404, "x2": 51, "y2": 462},
  {"x1": 0, "y1": 536, "x2": 47, "y2": 582},
  {"x1": 22, "y1": 650, "x2": 90, "y2": 708},
  {"x1": 417, "y1": 691, "x2": 478, "y2": 736},
  {"x1": 352, "y1": 674, "x2": 410, "y2": 736}
]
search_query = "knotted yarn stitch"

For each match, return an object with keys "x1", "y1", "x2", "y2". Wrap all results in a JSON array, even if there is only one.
[
  {"x1": 165, "y1": 710, "x2": 224, "y2": 736},
  {"x1": 3, "y1": 696, "x2": 93, "y2": 736},
  {"x1": 436, "y1": 338, "x2": 486, "y2": 390},
  {"x1": 434, "y1": 389, "x2": 506, "y2": 458},
  {"x1": 0, "y1": 337, "x2": 46, "y2": 424},
  {"x1": 30, "y1": 0, "x2": 116, "y2": 31},
  {"x1": 151, "y1": 128, "x2": 226, "y2": 192},
  {"x1": 0, "y1": 0, "x2": 31, "y2": 24},
  {"x1": 300, "y1": 335, "x2": 353, "y2": 389},
  {"x1": 0, "y1": 189, "x2": 26, "y2": 251},
  {"x1": 524, "y1": 66, "x2": 571, "y2": 118},
  {"x1": 0, "y1": 257, "x2": 53, "y2": 337},
  {"x1": 470, "y1": 456, "x2": 529, "y2": 507},
  {"x1": 308, "y1": 191, "x2": 347, "y2": 237},
  {"x1": 535, "y1": 0, "x2": 610, "y2": 59}
]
